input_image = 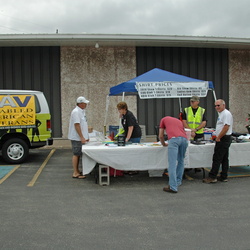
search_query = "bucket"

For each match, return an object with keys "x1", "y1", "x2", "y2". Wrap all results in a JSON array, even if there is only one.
[
  {"x1": 204, "y1": 132, "x2": 212, "y2": 140},
  {"x1": 185, "y1": 128, "x2": 192, "y2": 141}
]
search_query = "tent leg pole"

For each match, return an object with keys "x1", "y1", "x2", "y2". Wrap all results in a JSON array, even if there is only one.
[
  {"x1": 104, "y1": 95, "x2": 110, "y2": 136},
  {"x1": 212, "y1": 89, "x2": 217, "y2": 102},
  {"x1": 179, "y1": 98, "x2": 182, "y2": 113}
]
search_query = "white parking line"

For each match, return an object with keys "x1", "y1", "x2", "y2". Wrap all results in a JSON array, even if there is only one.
[
  {"x1": 27, "y1": 148, "x2": 56, "y2": 187},
  {"x1": 0, "y1": 165, "x2": 20, "y2": 184}
]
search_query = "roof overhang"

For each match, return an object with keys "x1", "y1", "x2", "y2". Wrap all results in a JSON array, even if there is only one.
[{"x1": 0, "y1": 33, "x2": 250, "y2": 49}]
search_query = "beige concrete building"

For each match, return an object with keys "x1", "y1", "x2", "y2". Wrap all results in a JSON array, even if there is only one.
[{"x1": 60, "y1": 46, "x2": 137, "y2": 138}]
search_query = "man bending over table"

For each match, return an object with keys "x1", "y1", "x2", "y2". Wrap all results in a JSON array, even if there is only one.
[{"x1": 159, "y1": 116, "x2": 188, "y2": 193}]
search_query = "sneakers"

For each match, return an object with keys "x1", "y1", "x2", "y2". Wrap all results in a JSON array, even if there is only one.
[
  {"x1": 217, "y1": 176, "x2": 228, "y2": 182},
  {"x1": 203, "y1": 177, "x2": 228, "y2": 183},
  {"x1": 203, "y1": 177, "x2": 217, "y2": 183},
  {"x1": 163, "y1": 186, "x2": 177, "y2": 193}
]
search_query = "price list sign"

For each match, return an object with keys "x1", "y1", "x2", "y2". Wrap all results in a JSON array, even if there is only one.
[{"x1": 136, "y1": 81, "x2": 209, "y2": 99}]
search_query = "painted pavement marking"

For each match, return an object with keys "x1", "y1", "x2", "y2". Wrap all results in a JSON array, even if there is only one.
[{"x1": 27, "y1": 148, "x2": 56, "y2": 187}]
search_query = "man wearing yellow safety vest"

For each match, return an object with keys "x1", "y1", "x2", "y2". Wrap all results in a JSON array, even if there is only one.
[{"x1": 182, "y1": 96, "x2": 207, "y2": 141}]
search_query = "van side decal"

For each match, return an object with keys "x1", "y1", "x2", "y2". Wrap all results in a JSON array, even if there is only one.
[{"x1": 0, "y1": 95, "x2": 36, "y2": 129}]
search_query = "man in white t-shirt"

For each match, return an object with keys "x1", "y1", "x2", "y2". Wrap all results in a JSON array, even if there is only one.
[
  {"x1": 203, "y1": 99, "x2": 233, "y2": 183},
  {"x1": 68, "y1": 96, "x2": 89, "y2": 179}
]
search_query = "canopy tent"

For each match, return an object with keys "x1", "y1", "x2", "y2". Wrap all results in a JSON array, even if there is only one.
[
  {"x1": 109, "y1": 68, "x2": 214, "y2": 97},
  {"x1": 104, "y1": 68, "x2": 216, "y2": 134}
]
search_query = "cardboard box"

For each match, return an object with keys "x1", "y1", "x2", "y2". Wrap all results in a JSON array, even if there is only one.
[
  {"x1": 148, "y1": 170, "x2": 164, "y2": 177},
  {"x1": 109, "y1": 125, "x2": 119, "y2": 136}
]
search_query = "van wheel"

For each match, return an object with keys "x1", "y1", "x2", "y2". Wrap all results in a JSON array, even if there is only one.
[{"x1": 2, "y1": 138, "x2": 29, "y2": 164}]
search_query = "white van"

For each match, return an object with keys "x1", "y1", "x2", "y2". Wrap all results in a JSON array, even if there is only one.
[{"x1": 0, "y1": 90, "x2": 53, "y2": 163}]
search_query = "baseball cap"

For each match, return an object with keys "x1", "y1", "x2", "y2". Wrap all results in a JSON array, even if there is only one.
[
  {"x1": 76, "y1": 96, "x2": 89, "y2": 104},
  {"x1": 190, "y1": 96, "x2": 200, "y2": 101}
]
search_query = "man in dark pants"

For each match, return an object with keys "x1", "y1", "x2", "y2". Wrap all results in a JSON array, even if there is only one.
[{"x1": 203, "y1": 99, "x2": 233, "y2": 183}]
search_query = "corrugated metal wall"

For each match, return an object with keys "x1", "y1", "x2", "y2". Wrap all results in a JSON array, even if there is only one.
[
  {"x1": 0, "y1": 47, "x2": 61, "y2": 137},
  {"x1": 136, "y1": 47, "x2": 229, "y2": 135}
]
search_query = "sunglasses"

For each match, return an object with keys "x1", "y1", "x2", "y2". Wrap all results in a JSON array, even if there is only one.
[{"x1": 215, "y1": 105, "x2": 221, "y2": 107}]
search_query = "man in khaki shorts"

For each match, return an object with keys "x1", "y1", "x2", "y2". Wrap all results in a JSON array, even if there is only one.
[{"x1": 68, "y1": 96, "x2": 89, "y2": 179}]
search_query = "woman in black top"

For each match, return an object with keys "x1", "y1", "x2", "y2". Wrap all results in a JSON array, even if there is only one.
[{"x1": 117, "y1": 101, "x2": 142, "y2": 143}]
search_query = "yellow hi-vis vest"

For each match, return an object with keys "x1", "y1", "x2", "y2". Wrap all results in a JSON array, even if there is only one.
[{"x1": 184, "y1": 106, "x2": 205, "y2": 134}]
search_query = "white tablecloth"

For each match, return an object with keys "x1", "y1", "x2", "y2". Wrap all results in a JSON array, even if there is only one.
[
  {"x1": 189, "y1": 142, "x2": 250, "y2": 168},
  {"x1": 81, "y1": 142, "x2": 250, "y2": 175},
  {"x1": 82, "y1": 143, "x2": 168, "y2": 175}
]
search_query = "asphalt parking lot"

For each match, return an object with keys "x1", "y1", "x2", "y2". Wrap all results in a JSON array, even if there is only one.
[{"x1": 1, "y1": 146, "x2": 250, "y2": 250}]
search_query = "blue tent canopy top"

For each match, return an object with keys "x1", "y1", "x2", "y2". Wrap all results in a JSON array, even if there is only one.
[{"x1": 109, "y1": 68, "x2": 214, "y2": 96}]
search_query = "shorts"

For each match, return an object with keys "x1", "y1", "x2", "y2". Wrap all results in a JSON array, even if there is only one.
[{"x1": 71, "y1": 140, "x2": 82, "y2": 156}]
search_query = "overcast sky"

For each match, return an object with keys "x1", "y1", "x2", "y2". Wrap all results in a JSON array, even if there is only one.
[{"x1": 0, "y1": 0, "x2": 249, "y2": 38}]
